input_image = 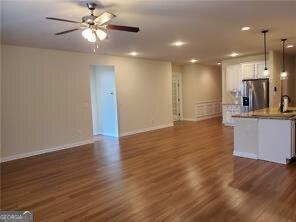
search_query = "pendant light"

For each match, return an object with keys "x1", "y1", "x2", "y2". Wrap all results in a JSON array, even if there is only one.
[
  {"x1": 262, "y1": 30, "x2": 269, "y2": 76},
  {"x1": 280, "y1": 38, "x2": 288, "y2": 80}
]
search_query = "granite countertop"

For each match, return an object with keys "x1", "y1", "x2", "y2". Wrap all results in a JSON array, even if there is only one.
[{"x1": 233, "y1": 107, "x2": 296, "y2": 120}]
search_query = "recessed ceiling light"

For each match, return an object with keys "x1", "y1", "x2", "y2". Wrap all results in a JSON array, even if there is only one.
[
  {"x1": 287, "y1": 44, "x2": 294, "y2": 48},
  {"x1": 128, "y1": 51, "x2": 139, "y2": 56},
  {"x1": 217, "y1": 62, "x2": 222, "y2": 65},
  {"x1": 241, "y1": 26, "x2": 251, "y2": 31},
  {"x1": 172, "y1": 41, "x2": 186, "y2": 47},
  {"x1": 190, "y1": 59, "x2": 198, "y2": 63},
  {"x1": 230, "y1": 52, "x2": 239, "y2": 57}
]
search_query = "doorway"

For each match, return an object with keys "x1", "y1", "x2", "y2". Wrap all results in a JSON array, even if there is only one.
[
  {"x1": 90, "y1": 65, "x2": 119, "y2": 137},
  {"x1": 172, "y1": 72, "x2": 183, "y2": 121}
]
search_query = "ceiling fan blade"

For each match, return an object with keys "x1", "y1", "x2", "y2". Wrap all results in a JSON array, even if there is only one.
[
  {"x1": 94, "y1": 12, "x2": 116, "y2": 25},
  {"x1": 46, "y1": 17, "x2": 80, "y2": 24},
  {"x1": 55, "y1": 28, "x2": 80, "y2": 35},
  {"x1": 106, "y1": 24, "x2": 140, "y2": 32}
]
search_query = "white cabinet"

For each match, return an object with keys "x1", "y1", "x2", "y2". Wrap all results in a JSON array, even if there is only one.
[
  {"x1": 241, "y1": 63, "x2": 255, "y2": 79},
  {"x1": 226, "y1": 64, "x2": 242, "y2": 92},
  {"x1": 223, "y1": 105, "x2": 241, "y2": 126},
  {"x1": 223, "y1": 108, "x2": 233, "y2": 126},
  {"x1": 233, "y1": 117, "x2": 258, "y2": 158},
  {"x1": 226, "y1": 61, "x2": 267, "y2": 93},
  {"x1": 255, "y1": 61, "x2": 266, "y2": 79},
  {"x1": 241, "y1": 61, "x2": 267, "y2": 80},
  {"x1": 258, "y1": 119, "x2": 293, "y2": 164},
  {"x1": 233, "y1": 117, "x2": 296, "y2": 164}
]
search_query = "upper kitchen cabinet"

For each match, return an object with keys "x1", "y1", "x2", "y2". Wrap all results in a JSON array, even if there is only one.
[
  {"x1": 241, "y1": 61, "x2": 267, "y2": 80},
  {"x1": 226, "y1": 61, "x2": 267, "y2": 92},
  {"x1": 241, "y1": 63, "x2": 255, "y2": 79},
  {"x1": 226, "y1": 64, "x2": 242, "y2": 92},
  {"x1": 255, "y1": 61, "x2": 267, "y2": 79}
]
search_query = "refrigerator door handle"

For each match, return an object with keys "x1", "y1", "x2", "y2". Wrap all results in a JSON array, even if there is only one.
[{"x1": 249, "y1": 88, "x2": 252, "y2": 112}]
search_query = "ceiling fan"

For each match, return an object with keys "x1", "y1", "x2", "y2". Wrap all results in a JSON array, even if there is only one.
[{"x1": 46, "y1": 2, "x2": 140, "y2": 43}]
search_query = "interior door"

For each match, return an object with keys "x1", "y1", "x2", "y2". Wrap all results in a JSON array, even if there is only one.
[
  {"x1": 99, "y1": 70, "x2": 118, "y2": 136},
  {"x1": 172, "y1": 79, "x2": 180, "y2": 121},
  {"x1": 90, "y1": 66, "x2": 119, "y2": 137}
]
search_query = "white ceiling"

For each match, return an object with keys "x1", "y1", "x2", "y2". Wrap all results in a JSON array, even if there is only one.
[{"x1": 1, "y1": 0, "x2": 296, "y2": 64}]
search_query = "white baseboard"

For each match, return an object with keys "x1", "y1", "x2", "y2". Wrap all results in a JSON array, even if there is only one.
[
  {"x1": 196, "y1": 114, "x2": 222, "y2": 121},
  {"x1": 183, "y1": 114, "x2": 222, "y2": 122},
  {"x1": 2, "y1": 123, "x2": 174, "y2": 162},
  {"x1": 233, "y1": 150, "x2": 258, "y2": 160},
  {"x1": 182, "y1": 118, "x2": 197, "y2": 121},
  {"x1": 223, "y1": 122, "x2": 234, "y2": 127},
  {"x1": 120, "y1": 123, "x2": 173, "y2": 137},
  {"x1": 1, "y1": 139, "x2": 94, "y2": 163}
]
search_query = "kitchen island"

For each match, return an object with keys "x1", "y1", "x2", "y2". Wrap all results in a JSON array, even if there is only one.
[{"x1": 233, "y1": 108, "x2": 296, "y2": 164}]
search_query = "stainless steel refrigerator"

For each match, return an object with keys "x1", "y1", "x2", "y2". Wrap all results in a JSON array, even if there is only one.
[{"x1": 241, "y1": 79, "x2": 269, "y2": 112}]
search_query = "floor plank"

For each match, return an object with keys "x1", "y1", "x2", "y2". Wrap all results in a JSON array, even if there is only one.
[{"x1": 1, "y1": 118, "x2": 296, "y2": 221}]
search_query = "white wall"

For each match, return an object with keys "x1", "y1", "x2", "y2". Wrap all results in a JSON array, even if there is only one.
[
  {"x1": 0, "y1": 3, "x2": 2, "y2": 209},
  {"x1": 269, "y1": 51, "x2": 295, "y2": 106},
  {"x1": 282, "y1": 54, "x2": 296, "y2": 105},
  {"x1": 269, "y1": 51, "x2": 281, "y2": 107},
  {"x1": 295, "y1": 56, "x2": 296, "y2": 102},
  {"x1": 2, "y1": 45, "x2": 173, "y2": 159},
  {"x1": 0, "y1": 2, "x2": 2, "y2": 161},
  {"x1": 181, "y1": 64, "x2": 222, "y2": 120},
  {"x1": 0, "y1": 44, "x2": 1, "y2": 160},
  {"x1": 171, "y1": 64, "x2": 183, "y2": 73}
]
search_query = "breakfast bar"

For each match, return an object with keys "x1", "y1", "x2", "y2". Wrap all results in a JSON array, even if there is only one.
[{"x1": 233, "y1": 108, "x2": 296, "y2": 164}]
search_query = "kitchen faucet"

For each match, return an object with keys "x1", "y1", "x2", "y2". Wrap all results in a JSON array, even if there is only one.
[{"x1": 279, "y1": 95, "x2": 291, "y2": 113}]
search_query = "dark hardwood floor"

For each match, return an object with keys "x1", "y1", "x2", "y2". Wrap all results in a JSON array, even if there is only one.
[{"x1": 1, "y1": 118, "x2": 296, "y2": 221}]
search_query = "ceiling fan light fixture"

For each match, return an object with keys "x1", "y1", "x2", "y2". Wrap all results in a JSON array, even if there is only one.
[
  {"x1": 82, "y1": 28, "x2": 97, "y2": 42},
  {"x1": 82, "y1": 28, "x2": 93, "y2": 39},
  {"x1": 88, "y1": 34, "x2": 97, "y2": 43},
  {"x1": 96, "y1": 29, "x2": 107, "y2": 41},
  {"x1": 47, "y1": 3, "x2": 140, "y2": 48}
]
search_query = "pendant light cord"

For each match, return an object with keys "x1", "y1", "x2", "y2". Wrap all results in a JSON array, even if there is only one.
[
  {"x1": 262, "y1": 30, "x2": 268, "y2": 70},
  {"x1": 282, "y1": 39, "x2": 287, "y2": 72},
  {"x1": 264, "y1": 32, "x2": 267, "y2": 68}
]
